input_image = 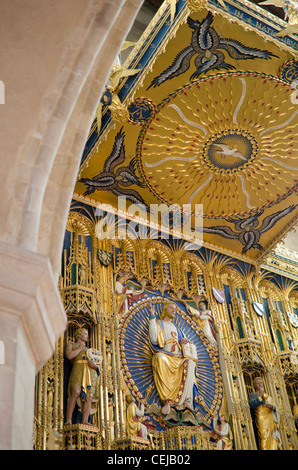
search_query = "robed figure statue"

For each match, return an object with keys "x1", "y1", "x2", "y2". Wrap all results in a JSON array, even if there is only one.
[
  {"x1": 65, "y1": 328, "x2": 101, "y2": 425},
  {"x1": 249, "y1": 376, "x2": 280, "y2": 450},
  {"x1": 148, "y1": 300, "x2": 198, "y2": 416}
]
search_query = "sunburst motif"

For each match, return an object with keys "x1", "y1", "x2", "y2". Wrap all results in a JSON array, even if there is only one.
[{"x1": 138, "y1": 72, "x2": 298, "y2": 218}]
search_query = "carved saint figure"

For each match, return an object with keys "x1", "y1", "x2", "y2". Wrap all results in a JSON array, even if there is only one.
[
  {"x1": 115, "y1": 272, "x2": 144, "y2": 315},
  {"x1": 148, "y1": 300, "x2": 198, "y2": 416},
  {"x1": 249, "y1": 376, "x2": 280, "y2": 450},
  {"x1": 65, "y1": 328, "x2": 101, "y2": 425},
  {"x1": 210, "y1": 415, "x2": 233, "y2": 450},
  {"x1": 125, "y1": 395, "x2": 154, "y2": 438},
  {"x1": 187, "y1": 300, "x2": 218, "y2": 353}
]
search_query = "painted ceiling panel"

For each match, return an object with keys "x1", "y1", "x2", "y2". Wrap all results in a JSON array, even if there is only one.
[{"x1": 76, "y1": 0, "x2": 298, "y2": 264}]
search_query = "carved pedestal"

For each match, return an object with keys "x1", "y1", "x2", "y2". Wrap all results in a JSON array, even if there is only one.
[
  {"x1": 161, "y1": 426, "x2": 216, "y2": 450},
  {"x1": 62, "y1": 424, "x2": 102, "y2": 450},
  {"x1": 112, "y1": 436, "x2": 151, "y2": 450}
]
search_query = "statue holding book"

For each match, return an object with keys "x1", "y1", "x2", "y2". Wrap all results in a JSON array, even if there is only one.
[{"x1": 148, "y1": 300, "x2": 198, "y2": 416}]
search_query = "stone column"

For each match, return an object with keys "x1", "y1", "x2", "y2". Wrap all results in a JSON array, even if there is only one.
[{"x1": 0, "y1": 242, "x2": 66, "y2": 449}]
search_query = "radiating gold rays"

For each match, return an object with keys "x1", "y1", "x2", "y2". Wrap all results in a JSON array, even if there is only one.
[
  {"x1": 119, "y1": 296, "x2": 223, "y2": 420},
  {"x1": 139, "y1": 72, "x2": 298, "y2": 217}
]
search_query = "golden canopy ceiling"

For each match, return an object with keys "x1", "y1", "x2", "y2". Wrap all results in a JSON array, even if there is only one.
[{"x1": 75, "y1": 0, "x2": 298, "y2": 264}]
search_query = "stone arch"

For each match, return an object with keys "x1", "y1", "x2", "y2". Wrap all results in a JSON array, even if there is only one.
[
  {"x1": 0, "y1": 0, "x2": 143, "y2": 449},
  {"x1": 1, "y1": 0, "x2": 143, "y2": 277}
]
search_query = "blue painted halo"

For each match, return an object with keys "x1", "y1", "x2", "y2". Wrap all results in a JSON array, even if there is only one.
[{"x1": 119, "y1": 294, "x2": 223, "y2": 429}]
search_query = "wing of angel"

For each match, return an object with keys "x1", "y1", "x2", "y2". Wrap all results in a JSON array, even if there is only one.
[
  {"x1": 191, "y1": 52, "x2": 234, "y2": 79},
  {"x1": 183, "y1": 409, "x2": 210, "y2": 426},
  {"x1": 182, "y1": 410, "x2": 198, "y2": 425},
  {"x1": 121, "y1": 41, "x2": 137, "y2": 51},
  {"x1": 188, "y1": 11, "x2": 214, "y2": 51},
  {"x1": 148, "y1": 46, "x2": 194, "y2": 88},
  {"x1": 145, "y1": 403, "x2": 161, "y2": 415},
  {"x1": 214, "y1": 143, "x2": 231, "y2": 152},
  {"x1": 112, "y1": 186, "x2": 147, "y2": 207},
  {"x1": 203, "y1": 225, "x2": 239, "y2": 239},
  {"x1": 258, "y1": 205, "x2": 296, "y2": 233},
  {"x1": 275, "y1": 24, "x2": 298, "y2": 37},
  {"x1": 195, "y1": 410, "x2": 210, "y2": 426},
  {"x1": 233, "y1": 151, "x2": 246, "y2": 160},
  {"x1": 79, "y1": 173, "x2": 117, "y2": 195},
  {"x1": 103, "y1": 127, "x2": 126, "y2": 173},
  {"x1": 80, "y1": 173, "x2": 115, "y2": 187},
  {"x1": 116, "y1": 167, "x2": 145, "y2": 187},
  {"x1": 259, "y1": 0, "x2": 285, "y2": 6},
  {"x1": 219, "y1": 38, "x2": 276, "y2": 60},
  {"x1": 225, "y1": 210, "x2": 264, "y2": 230},
  {"x1": 164, "y1": 408, "x2": 179, "y2": 422},
  {"x1": 217, "y1": 0, "x2": 227, "y2": 7},
  {"x1": 168, "y1": 0, "x2": 177, "y2": 23},
  {"x1": 109, "y1": 66, "x2": 141, "y2": 90}
]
